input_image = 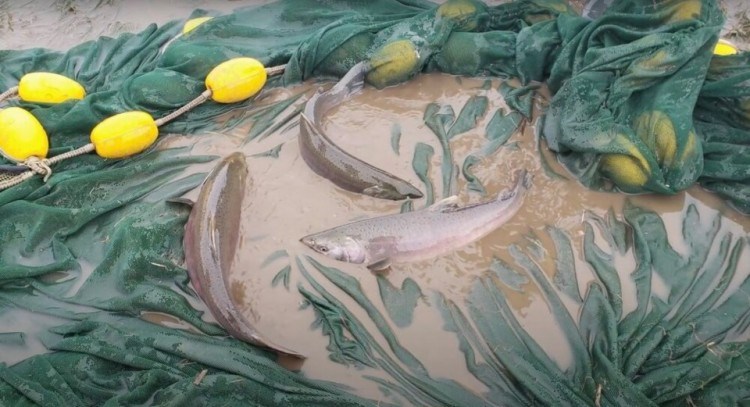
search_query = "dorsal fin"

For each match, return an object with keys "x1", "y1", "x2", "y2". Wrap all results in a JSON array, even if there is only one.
[{"x1": 427, "y1": 195, "x2": 459, "y2": 212}]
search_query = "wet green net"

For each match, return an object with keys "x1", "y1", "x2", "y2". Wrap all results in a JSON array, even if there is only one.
[{"x1": 1, "y1": 0, "x2": 749, "y2": 405}]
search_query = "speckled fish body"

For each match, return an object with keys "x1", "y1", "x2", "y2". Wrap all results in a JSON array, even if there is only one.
[
  {"x1": 301, "y1": 170, "x2": 531, "y2": 270},
  {"x1": 298, "y1": 62, "x2": 423, "y2": 200},
  {"x1": 184, "y1": 153, "x2": 303, "y2": 358}
]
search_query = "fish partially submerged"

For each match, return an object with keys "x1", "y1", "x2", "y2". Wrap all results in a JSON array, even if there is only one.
[
  {"x1": 183, "y1": 152, "x2": 304, "y2": 358},
  {"x1": 301, "y1": 170, "x2": 532, "y2": 270},
  {"x1": 299, "y1": 62, "x2": 423, "y2": 200}
]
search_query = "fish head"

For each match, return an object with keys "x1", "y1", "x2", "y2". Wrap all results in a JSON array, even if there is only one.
[{"x1": 300, "y1": 233, "x2": 366, "y2": 264}]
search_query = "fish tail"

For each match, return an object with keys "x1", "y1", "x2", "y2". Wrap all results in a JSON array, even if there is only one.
[
  {"x1": 309, "y1": 62, "x2": 368, "y2": 120},
  {"x1": 327, "y1": 61, "x2": 368, "y2": 101},
  {"x1": 497, "y1": 169, "x2": 532, "y2": 201},
  {"x1": 514, "y1": 168, "x2": 534, "y2": 189},
  {"x1": 514, "y1": 169, "x2": 533, "y2": 190}
]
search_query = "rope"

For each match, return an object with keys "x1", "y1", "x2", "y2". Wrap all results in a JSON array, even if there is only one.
[
  {"x1": 0, "y1": 144, "x2": 95, "y2": 191},
  {"x1": 0, "y1": 86, "x2": 19, "y2": 103},
  {"x1": 45, "y1": 143, "x2": 96, "y2": 165},
  {"x1": 265, "y1": 64, "x2": 286, "y2": 77},
  {"x1": 154, "y1": 89, "x2": 212, "y2": 127},
  {"x1": 24, "y1": 144, "x2": 94, "y2": 181},
  {"x1": 0, "y1": 171, "x2": 35, "y2": 190},
  {"x1": 0, "y1": 172, "x2": 15, "y2": 183},
  {"x1": 22, "y1": 157, "x2": 53, "y2": 182}
]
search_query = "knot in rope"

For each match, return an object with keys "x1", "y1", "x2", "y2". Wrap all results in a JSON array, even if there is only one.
[{"x1": 22, "y1": 156, "x2": 53, "y2": 182}]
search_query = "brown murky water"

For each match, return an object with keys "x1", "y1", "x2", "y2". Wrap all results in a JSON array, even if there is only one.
[{"x1": 159, "y1": 73, "x2": 750, "y2": 401}]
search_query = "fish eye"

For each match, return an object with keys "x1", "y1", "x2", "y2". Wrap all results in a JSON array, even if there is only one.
[{"x1": 319, "y1": 246, "x2": 329, "y2": 253}]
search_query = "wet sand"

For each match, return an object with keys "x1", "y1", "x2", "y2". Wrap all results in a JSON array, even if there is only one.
[{"x1": 0, "y1": 1, "x2": 277, "y2": 51}]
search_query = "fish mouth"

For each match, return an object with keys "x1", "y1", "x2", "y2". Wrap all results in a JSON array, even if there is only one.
[
  {"x1": 404, "y1": 188, "x2": 424, "y2": 199},
  {"x1": 300, "y1": 235, "x2": 318, "y2": 250}
]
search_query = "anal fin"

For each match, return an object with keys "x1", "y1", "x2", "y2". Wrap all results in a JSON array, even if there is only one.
[
  {"x1": 166, "y1": 197, "x2": 195, "y2": 207},
  {"x1": 367, "y1": 258, "x2": 392, "y2": 271}
]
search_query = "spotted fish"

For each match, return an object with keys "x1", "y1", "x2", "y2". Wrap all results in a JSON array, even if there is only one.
[
  {"x1": 183, "y1": 152, "x2": 304, "y2": 358},
  {"x1": 299, "y1": 61, "x2": 423, "y2": 200},
  {"x1": 301, "y1": 170, "x2": 531, "y2": 270}
]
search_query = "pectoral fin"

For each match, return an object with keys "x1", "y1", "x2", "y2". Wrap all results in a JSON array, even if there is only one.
[
  {"x1": 367, "y1": 258, "x2": 392, "y2": 271},
  {"x1": 363, "y1": 185, "x2": 386, "y2": 197},
  {"x1": 166, "y1": 197, "x2": 195, "y2": 207}
]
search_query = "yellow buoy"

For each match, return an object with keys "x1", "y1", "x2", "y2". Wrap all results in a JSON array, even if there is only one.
[
  {"x1": 437, "y1": 0, "x2": 479, "y2": 31},
  {"x1": 665, "y1": 0, "x2": 700, "y2": 24},
  {"x1": 678, "y1": 129, "x2": 698, "y2": 163},
  {"x1": 90, "y1": 111, "x2": 158, "y2": 159},
  {"x1": 600, "y1": 153, "x2": 650, "y2": 190},
  {"x1": 713, "y1": 39, "x2": 738, "y2": 56},
  {"x1": 367, "y1": 40, "x2": 420, "y2": 89},
  {"x1": 634, "y1": 111, "x2": 677, "y2": 168},
  {"x1": 0, "y1": 107, "x2": 49, "y2": 161},
  {"x1": 18, "y1": 72, "x2": 86, "y2": 104},
  {"x1": 206, "y1": 58, "x2": 267, "y2": 103},
  {"x1": 183, "y1": 16, "x2": 213, "y2": 34}
]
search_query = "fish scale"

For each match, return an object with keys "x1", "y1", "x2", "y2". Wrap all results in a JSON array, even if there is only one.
[{"x1": 302, "y1": 170, "x2": 531, "y2": 270}]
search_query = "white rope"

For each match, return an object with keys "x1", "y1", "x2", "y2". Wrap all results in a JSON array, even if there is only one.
[
  {"x1": 0, "y1": 172, "x2": 16, "y2": 183},
  {"x1": 0, "y1": 144, "x2": 95, "y2": 190},
  {"x1": 265, "y1": 64, "x2": 286, "y2": 77},
  {"x1": 22, "y1": 157, "x2": 53, "y2": 182},
  {"x1": 0, "y1": 171, "x2": 35, "y2": 190},
  {"x1": 0, "y1": 86, "x2": 19, "y2": 103},
  {"x1": 45, "y1": 143, "x2": 96, "y2": 165},
  {"x1": 154, "y1": 89, "x2": 212, "y2": 127}
]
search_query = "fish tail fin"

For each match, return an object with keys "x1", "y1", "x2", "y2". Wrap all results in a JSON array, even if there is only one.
[
  {"x1": 497, "y1": 169, "x2": 532, "y2": 201},
  {"x1": 308, "y1": 62, "x2": 368, "y2": 120},
  {"x1": 514, "y1": 169, "x2": 533, "y2": 190},
  {"x1": 328, "y1": 61, "x2": 368, "y2": 101}
]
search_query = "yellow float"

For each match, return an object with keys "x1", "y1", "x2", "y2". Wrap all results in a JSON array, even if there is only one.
[
  {"x1": 206, "y1": 58, "x2": 268, "y2": 103},
  {"x1": 0, "y1": 107, "x2": 49, "y2": 161},
  {"x1": 90, "y1": 111, "x2": 159, "y2": 159},
  {"x1": 18, "y1": 72, "x2": 86, "y2": 104}
]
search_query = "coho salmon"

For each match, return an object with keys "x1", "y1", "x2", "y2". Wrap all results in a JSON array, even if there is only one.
[
  {"x1": 183, "y1": 152, "x2": 304, "y2": 358},
  {"x1": 298, "y1": 61, "x2": 423, "y2": 200},
  {"x1": 301, "y1": 170, "x2": 532, "y2": 270}
]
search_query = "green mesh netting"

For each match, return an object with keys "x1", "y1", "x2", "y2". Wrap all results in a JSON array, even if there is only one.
[{"x1": 1, "y1": 0, "x2": 750, "y2": 405}]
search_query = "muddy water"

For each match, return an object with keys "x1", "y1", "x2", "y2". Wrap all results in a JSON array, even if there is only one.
[{"x1": 158, "y1": 73, "x2": 750, "y2": 401}]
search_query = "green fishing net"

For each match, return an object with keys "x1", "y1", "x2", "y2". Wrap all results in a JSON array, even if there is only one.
[
  {"x1": 1, "y1": 0, "x2": 749, "y2": 405},
  {"x1": 695, "y1": 52, "x2": 750, "y2": 213}
]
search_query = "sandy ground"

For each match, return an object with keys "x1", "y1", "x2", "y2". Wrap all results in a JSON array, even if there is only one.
[
  {"x1": 3, "y1": 1, "x2": 749, "y2": 51},
  {"x1": 0, "y1": 0, "x2": 273, "y2": 51}
]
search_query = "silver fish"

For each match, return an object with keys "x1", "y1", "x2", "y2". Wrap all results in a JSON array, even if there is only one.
[
  {"x1": 183, "y1": 152, "x2": 304, "y2": 358},
  {"x1": 301, "y1": 170, "x2": 532, "y2": 270},
  {"x1": 299, "y1": 61, "x2": 423, "y2": 200}
]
